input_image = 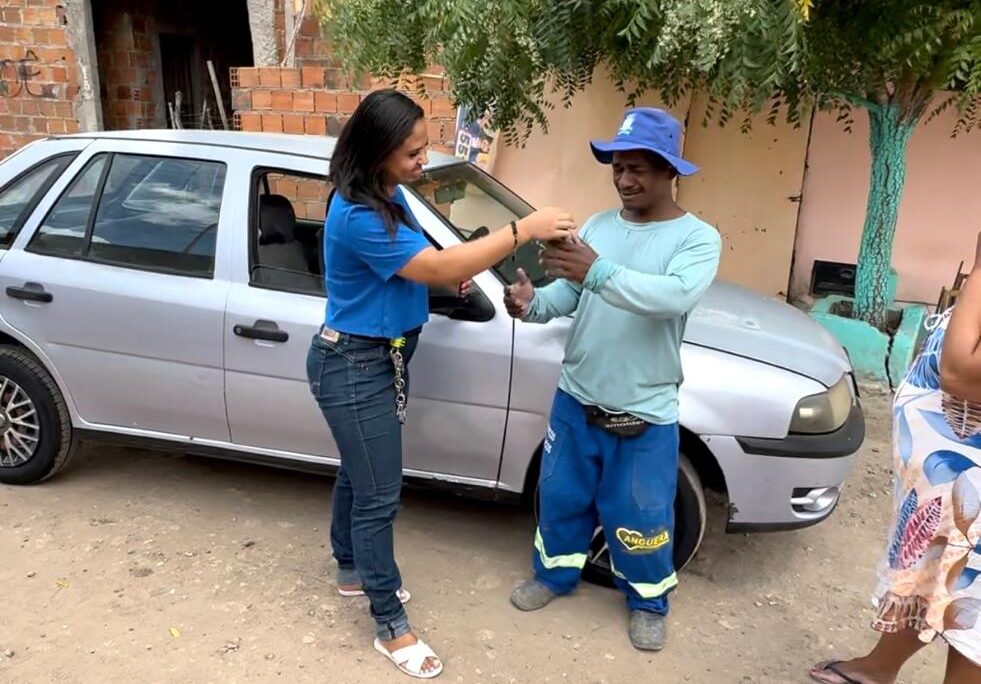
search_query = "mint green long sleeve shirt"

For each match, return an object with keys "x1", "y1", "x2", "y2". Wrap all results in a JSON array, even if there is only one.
[{"x1": 525, "y1": 209, "x2": 722, "y2": 425}]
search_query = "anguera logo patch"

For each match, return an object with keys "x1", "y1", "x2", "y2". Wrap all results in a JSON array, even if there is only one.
[{"x1": 616, "y1": 528, "x2": 670, "y2": 554}]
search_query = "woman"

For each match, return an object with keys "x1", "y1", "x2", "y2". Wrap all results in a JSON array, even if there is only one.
[
  {"x1": 810, "y1": 235, "x2": 981, "y2": 683},
  {"x1": 306, "y1": 89, "x2": 575, "y2": 679}
]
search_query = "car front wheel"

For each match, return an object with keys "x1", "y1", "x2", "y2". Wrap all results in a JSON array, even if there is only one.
[
  {"x1": 580, "y1": 453, "x2": 707, "y2": 588},
  {"x1": 0, "y1": 346, "x2": 75, "y2": 485}
]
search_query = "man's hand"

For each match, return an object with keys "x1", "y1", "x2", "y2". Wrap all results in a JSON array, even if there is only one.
[
  {"x1": 504, "y1": 268, "x2": 534, "y2": 319},
  {"x1": 540, "y1": 235, "x2": 599, "y2": 284}
]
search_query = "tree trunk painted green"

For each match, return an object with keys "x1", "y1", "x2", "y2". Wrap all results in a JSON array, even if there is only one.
[{"x1": 852, "y1": 103, "x2": 917, "y2": 330}]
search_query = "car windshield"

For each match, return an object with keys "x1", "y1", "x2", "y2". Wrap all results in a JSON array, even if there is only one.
[{"x1": 410, "y1": 162, "x2": 552, "y2": 287}]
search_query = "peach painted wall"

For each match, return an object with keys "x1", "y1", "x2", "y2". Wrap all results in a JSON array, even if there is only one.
[
  {"x1": 792, "y1": 99, "x2": 981, "y2": 306},
  {"x1": 493, "y1": 78, "x2": 976, "y2": 306},
  {"x1": 677, "y1": 94, "x2": 811, "y2": 297},
  {"x1": 491, "y1": 74, "x2": 690, "y2": 230},
  {"x1": 492, "y1": 83, "x2": 812, "y2": 298}
]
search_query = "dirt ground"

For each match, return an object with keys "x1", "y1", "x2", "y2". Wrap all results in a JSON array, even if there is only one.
[{"x1": 0, "y1": 391, "x2": 948, "y2": 684}]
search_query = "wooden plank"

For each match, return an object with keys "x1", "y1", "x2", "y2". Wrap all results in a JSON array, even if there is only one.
[{"x1": 207, "y1": 60, "x2": 230, "y2": 131}]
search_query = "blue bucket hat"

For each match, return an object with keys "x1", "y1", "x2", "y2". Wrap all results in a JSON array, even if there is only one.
[{"x1": 590, "y1": 107, "x2": 699, "y2": 176}]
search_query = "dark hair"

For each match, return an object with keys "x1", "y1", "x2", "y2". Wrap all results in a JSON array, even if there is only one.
[{"x1": 329, "y1": 89, "x2": 426, "y2": 236}]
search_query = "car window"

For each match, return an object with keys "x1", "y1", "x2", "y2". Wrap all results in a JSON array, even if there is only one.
[
  {"x1": 0, "y1": 154, "x2": 75, "y2": 248},
  {"x1": 29, "y1": 153, "x2": 226, "y2": 278},
  {"x1": 121, "y1": 157, "x2": 224, "y2": 214},
  {"x1": 88, "y1": 155, "x2": 225, "y2": 277},
  {"x1": 410, "y1": 163, "x2": 550, "y2": 287},
  {"x1": 28, "y1": 154, "x2": 108, "y2": 257},
  {"x1": 247, "y1": 166, "x2": 495, "y2": 321},
  {"x1": 250, "y1": 169, "x2": 330, "y2": 297}
]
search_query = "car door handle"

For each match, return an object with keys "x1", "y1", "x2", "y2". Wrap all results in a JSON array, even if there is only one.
[
  {"x1": 6, "y1": 283, "x2": 53, "y2": 303},
  {"x1": 233, "y1": 321, "x2": 289, "y2": 343}
]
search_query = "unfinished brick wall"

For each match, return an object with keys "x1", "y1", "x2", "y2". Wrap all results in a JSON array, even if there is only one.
[
  {"x1": 274, "y1": 0, "x2": 287, "y2": 64},
  {"x1": 94, "y1": 1, "x2": 159, "y2": 130},
  {"x1": 231, "y1": 66, "x2": 457, "y2": 152},
  {"x1": 0, "y1": 0, "x2": 81, "y2": 159},
  {"x1": 293, "y1": 10, "x2": 328, "y2": 66},
  {"x1": 267, "y1": 171, "x2": 330, "y2": 222}
]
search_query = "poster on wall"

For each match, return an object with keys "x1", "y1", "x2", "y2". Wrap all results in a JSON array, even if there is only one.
[{"x1": 454, "y1": 105, "x2": 498, "y2": 172}]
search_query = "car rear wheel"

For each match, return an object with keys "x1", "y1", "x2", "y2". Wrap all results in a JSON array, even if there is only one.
[
  {"x1": 580, "y1": 454, "x2": 707, "y2": 588},
  {"x1": 0, "y1": 346, "x2": 75, "y2": 485}
]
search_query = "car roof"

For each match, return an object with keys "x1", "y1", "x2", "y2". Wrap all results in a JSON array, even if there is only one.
[{"x1": 54, "y1": 130, "x2": 461, "y2": 168}]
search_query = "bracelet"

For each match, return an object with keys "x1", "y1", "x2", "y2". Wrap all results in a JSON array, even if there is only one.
[{"x1": 509, "y1": 220, "x2": 519, "y2": 259}]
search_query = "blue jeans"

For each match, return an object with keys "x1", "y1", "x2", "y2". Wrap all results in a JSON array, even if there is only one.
[
  {"x1": 306, "y1": 331, "x2": 419, "y2": 641},
  {"x1": 535, "y1": 389, "x2": 679, "y2": 614}
]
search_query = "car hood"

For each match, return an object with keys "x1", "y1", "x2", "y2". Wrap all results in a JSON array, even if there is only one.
[{"x1": 685, "y1": 282, "x2": 851, "y2": 386}]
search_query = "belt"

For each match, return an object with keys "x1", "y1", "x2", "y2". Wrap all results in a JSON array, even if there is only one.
[{"x1": 322, "y1": 325, "x2": 423, "y2": 344}]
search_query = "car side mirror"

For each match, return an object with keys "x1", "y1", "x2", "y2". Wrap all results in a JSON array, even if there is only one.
[{"x1": 428, "y1": 285, "x2": 495, "y2": 322}]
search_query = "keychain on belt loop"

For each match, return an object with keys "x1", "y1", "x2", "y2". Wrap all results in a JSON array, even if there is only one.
[{"x1": 390, "y1": 337, "x2": 407, "y2": 425}]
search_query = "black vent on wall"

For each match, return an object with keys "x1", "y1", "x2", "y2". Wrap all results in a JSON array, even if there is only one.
[{"x1": 810, "y1": 260, "x2": 856, "y2": 297}]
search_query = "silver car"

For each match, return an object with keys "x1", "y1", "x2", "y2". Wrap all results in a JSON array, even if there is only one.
[{"x1": 0, "y1": 130, "x2": 863, "y2": 582}]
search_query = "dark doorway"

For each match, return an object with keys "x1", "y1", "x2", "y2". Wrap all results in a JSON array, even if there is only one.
[
  {"x1": 159, "y1": 33, "x2": 197, "y2": 128},
  {"x1": 92, "y1": 0, "x2": 254, "y2": 131}
]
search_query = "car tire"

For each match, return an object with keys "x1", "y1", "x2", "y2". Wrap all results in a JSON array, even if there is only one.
[
  {"x1": 580, "y1": 453, "x2": 707, "y2": 588},
  {"x1": 0, "y1": 345, "x2": 75, "y2": 485}
]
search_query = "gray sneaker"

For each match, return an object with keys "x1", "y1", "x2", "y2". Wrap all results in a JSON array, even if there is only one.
[
  {"x1": 510, "y1": 578, "x2": 557, "y2": 612},
  {"x1": 629, "y1": 610, "x2": 666, "y2": 651}
]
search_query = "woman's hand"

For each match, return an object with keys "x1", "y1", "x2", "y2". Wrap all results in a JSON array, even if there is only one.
[
  {"x1": 516, "y1": 208, "x2": 577, "y2": 243},
  {"x1": 399, "y1": 210, "x2": 574, "y2": 287}
]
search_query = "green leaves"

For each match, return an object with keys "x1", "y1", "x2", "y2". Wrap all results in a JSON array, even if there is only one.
[{"x1": 317, "y1": 0, "x2": 981, "y2": 140}]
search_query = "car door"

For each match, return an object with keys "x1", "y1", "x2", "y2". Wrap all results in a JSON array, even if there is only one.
[
  {"x1": 0, "y1": 139, "x2": 234, "y2": 440},
  {"x1": 221, "y1": 153, "x2": 337, "y2": 463},
  {"x1": 221, "y1": 152, "x2": 512, "y2": 484}
]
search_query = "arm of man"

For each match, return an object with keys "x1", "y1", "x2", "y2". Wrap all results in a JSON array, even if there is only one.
[
  {"x1": 542, "y1": 227, "x2": 721, "y2": 318},
  {"x1": 586, "y1": 230, "x2": 721, "y2": 318},
  {"x1": 510, "y1": 215, "x2": 601, "y2": 322},
  {"x1": 524, "y1": 278, "x2": 583, "y2": 323}
]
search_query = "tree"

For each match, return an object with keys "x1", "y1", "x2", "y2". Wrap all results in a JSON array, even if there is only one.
[
  {"x1": 318, "y1": 1, "x2": 981, "y2": 330},
  {"x1": 800, "y1": 2, "x2": 981, "y2": 328}
]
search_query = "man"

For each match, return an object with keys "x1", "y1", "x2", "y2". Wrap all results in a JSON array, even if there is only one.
[{"x1": 506, "y1": 107, "x2": 722, "y2": 651}]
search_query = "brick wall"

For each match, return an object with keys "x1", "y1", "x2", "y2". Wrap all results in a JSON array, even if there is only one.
[
  {"x1": 0, "y1": 0, "x2": 81, "y2": 158},
  {"x1": 231, "y1": 66, "x2": 457, "y2": 152},
  {"x1": 293, "y1": 10, "x2": 328, "y2": 65},
  {"x1": 267, "y1": 171, "x2": 330, "y2": 222},
  {"x1": 274, "y1": 0, "x2": 287, "y2": 65},
  {"x1": 95, "y1": 1, "x2": 159, "y2": 131}
]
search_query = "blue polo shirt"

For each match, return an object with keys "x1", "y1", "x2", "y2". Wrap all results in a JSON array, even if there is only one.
[{"x1": 323, "y1": 188, "x2": 430, "y2": 338}]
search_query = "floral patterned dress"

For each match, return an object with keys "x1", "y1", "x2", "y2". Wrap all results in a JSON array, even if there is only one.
[{"x1": 873, "y1": 308, "x2": 981, "y2": 665}]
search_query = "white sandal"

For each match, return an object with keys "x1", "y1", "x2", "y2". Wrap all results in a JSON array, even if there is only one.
[
  {"x1": 337, "y1": 586, "x2": 411, "y2": 604},
  {"x1": 373, "y1": 637, "x2": 443, "y2": 679}
]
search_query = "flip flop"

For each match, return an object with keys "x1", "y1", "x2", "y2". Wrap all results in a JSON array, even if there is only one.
[
  {"x1": 337, "y1": 586, "x2": 411, "y2": 604},
  {"x1": 373, "y1": 637, "x2": 443, "y2": 679},
  {"x1": 809, "y1": 661, "x2": 865, "y2": 684}
]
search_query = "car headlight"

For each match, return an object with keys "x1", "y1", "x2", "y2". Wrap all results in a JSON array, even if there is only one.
[{"x1": 789, "y1": 375, "x2": 854, "y2": 434}]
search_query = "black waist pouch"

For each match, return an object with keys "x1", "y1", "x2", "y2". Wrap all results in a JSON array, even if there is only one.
[{"x1": 584, "y1": 405, "x2": 650, "y2": 438}]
